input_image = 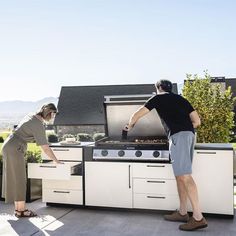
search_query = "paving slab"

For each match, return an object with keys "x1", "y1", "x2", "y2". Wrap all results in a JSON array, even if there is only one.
[
  {"x1": 0, "y1": 200, "x2": 73, "y2": 236},
  {"x1": 34, "y1": 208, "x2": 236, "y2": 236},
  {"x1": 1, "y1": 200, "x2": 236, "y2": 236}
]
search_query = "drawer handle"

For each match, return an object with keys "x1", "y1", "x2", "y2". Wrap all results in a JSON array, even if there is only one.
[
  {"x1": 146, "y1": 165, "x2": 165, "y2": 168},
  {"x1": 196, "y1": 151, "x2": 216, "y2": 154},
  {"x1": 53, "y1": 149, "x2": 70, "y2": 151},
  {"x1": 39, "y1": 165, "x2": 57, "y2": 168},
  {"x1": 147, "y1": 180, "x2": 165, "y2": 184},
  {"x1": 147, "y1": 196, "x2": 166, "y2": 199},
  {"x1": 128, "y1": 165, "x2": 131, "y2": 189},
  {"x1": 53, "y1": 191, "x2": 70, "y2": 194}
]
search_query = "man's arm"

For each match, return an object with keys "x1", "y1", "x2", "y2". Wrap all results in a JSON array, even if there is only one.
[
  {"x1": 189, "y1": 110, "x2": 201, "y2": 128},
  {"x1": 125, "y1": 106, "x2": 150, "y2": 130}
]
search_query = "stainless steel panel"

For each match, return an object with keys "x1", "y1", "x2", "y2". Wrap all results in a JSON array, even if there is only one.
[{"x1": 106, "y1": 104, "x2": 166, "y2": 138}]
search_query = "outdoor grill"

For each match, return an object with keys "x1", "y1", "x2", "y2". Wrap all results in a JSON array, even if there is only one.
[{"x1": 92, "y1": 94, "x2": 170, "y2": 162}]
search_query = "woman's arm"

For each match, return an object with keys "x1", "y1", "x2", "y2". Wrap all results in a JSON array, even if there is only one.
[{"x1": 40, "y1": 144, "x2": 61, "y2": 163}]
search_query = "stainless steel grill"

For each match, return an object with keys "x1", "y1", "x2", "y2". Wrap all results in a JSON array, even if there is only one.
[{"x1": 93, "y1": 94, "x2": 170, "y2": 162}]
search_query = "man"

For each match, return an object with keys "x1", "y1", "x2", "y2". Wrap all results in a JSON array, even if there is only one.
[{"x1": 124, "y1": 80, "x2": 208, "y2": 231}]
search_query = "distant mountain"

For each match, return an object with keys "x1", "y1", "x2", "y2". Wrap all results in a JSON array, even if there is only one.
[
  {"x1": 0, "y1": 97, "x2": 58, "y2": 114},
  {"x1": 0, "y1": 97, "x2": 58, "y2": 129}
]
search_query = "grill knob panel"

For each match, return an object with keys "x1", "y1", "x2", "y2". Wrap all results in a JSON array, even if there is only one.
[
  {"x1": 118, "y1": 150, "x2": 125, "y2": 157},
  {"x1": 101, "y1": 150, "x2": 108, "y2": 156},
  {"x1": 153, "y1": 151, "x2": 160, "y2": 158},
  {"x1": 135, "y1": 150, "x2": 142, "y2": 157}
]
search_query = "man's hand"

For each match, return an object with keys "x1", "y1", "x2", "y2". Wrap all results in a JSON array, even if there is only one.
[{"x1": 123, "y1": 123, "x2": 134, "y2": 131}]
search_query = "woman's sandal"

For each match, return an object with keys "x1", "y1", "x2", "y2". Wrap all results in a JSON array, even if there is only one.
[{"x1": 15, "y1": 209, "x2": 37, "y2": 218}]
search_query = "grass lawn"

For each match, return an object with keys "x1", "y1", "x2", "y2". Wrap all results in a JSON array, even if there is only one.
[
  {"x1": 0, "y1": 130, "x2": 41, "y2": 153},
  {"x1": 0, "y1": 143, "x2": 41, "y2": 153},
  {"x1": 0, "y1": 131, "x2": 11, "y2": 140}
]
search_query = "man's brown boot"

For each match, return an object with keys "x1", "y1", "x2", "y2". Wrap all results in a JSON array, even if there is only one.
[
  {"x1": 179, "y1": 217, "x2": 208, "y2": 231},
  {"x1": 164, "y1": 210, "x2": 189, "y2": 222}
]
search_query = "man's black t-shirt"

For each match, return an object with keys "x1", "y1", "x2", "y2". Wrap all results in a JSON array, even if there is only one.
[{"x1": 144, "y1": 93, "x2": 195, "y2": 136}]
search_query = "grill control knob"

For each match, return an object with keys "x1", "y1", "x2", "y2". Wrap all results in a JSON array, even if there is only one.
[
  {"x1": 135, "y1": 150, "x2": 142, "y2": 157},
  {"x1": 101, "y1": 150, "x2": 108, "y2": 156},
  {"x1": 118, "y1": 150, "x2": 125, "y2": 157},
  {"x1": 153, "y1": 151, "x2": 160, "y2": 158}
]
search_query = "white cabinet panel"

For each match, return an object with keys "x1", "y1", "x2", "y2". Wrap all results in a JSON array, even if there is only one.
[
  {"x1": 43, "y1": 176, "x2": 82, "y2": 190},
  {"x1": 85, "y1": 162, "x2": 132, "y2": 208},
  {"x1": 133, "y1": 178, "x2": 178, "y2": 195},
  {"x1": 43, "y1": 188, "x2": 83, "y2": 205},
  {"x1": 133, "y1": 163, "x2": 175, "y2": 179},
  {"x1": 192, "y1": 150, "x2": 234, "y2": 215},
  {"x1": 28, "y1": 162, "x2": 81, "y2": 180},
  {"x1": 133, "y1": 193, "x2": 179, "y2": 211},
  {"x1": 42, "y1": 147, "x2": 83, "y2": 161}
]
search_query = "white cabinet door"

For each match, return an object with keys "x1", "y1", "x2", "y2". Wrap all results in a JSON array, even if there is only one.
[
  {"x1": 28, "y1": 162, "x2": 81, "y2": 180},
  {"x1": 132, "y1": 163, "x2": 175, "y2": 179},
  {"x1": 42, "y1": 147, "x2": 83, "y2": 161},
  {"x1": 43, "y1": 189, "x2": 83, "y2": 205},
  {"x1": 85, "y1": 162, "x2": 132, "y2": 208},
  {"x1": 192, "y1": 150, "x2": 234, "y2": 215}
]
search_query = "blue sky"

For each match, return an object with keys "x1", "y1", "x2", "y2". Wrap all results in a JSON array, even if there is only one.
[{"x1": 0, "y1": 0, "x2": 235, "y2": 101}]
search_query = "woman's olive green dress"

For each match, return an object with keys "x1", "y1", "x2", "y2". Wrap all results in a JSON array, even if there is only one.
[{"x1": 1, "y1": 114, "x2": 48, "y2": 203}]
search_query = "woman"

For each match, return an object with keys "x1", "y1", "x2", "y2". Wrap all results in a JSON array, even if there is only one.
[{"x1": 1, "y1": 103, "x2": 61, "y2": 218}]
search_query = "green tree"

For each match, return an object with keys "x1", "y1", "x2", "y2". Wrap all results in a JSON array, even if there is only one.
[{"x1": 182, "y1": 72, "x2": 236, "y2": 143}]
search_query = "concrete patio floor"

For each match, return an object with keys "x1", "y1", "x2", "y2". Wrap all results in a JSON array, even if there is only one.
[{"x1": 0, "y1": 199, "x2": 236, "y2": 236}]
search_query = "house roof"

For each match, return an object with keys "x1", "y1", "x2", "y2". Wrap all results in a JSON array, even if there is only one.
[{"x1": 54, "y1": 84, "x2": 178, "y2": 125}]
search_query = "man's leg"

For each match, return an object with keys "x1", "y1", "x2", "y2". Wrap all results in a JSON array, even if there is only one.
[
  {"x1": 164, "y1": 176, "x2": 189, "y2": 222},
  {"x1": 176, "y1": 174, "x2": 203, "y2": 220},
  {"x1": 176, "y1": 176, "x2": 188, "y2": 215}
]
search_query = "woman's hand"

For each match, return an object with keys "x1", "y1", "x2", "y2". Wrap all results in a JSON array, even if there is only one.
[
  {"x1": 41, "y1": 145, "x2": 64, "y2": 164},
  {"x1": 54, "y1": 160, "x2": 64, "y2": 164}
]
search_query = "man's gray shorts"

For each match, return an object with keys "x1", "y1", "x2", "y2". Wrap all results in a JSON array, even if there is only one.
[{"x1": 169, "y1": 131, "x2": 195, "y2": 176}]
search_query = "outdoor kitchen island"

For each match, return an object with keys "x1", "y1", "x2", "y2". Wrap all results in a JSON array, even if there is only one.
[
  {"x1": 27, "y1": 94, "x2": 235, "y2": 217},
  {"x1": 84, "y1": 143, "x2": 234, "y2": 217},
  {"x1": 26, "y1": 143, "x2": 234, "y2": 217}
]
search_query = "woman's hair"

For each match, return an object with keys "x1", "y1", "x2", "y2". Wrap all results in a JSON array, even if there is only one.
[
  {"x1": 155, "y1": 79, "x2": 173, "y2": 92},
  {"x1": 36, "y1": 103, "x2": 57, "y2": 120}
]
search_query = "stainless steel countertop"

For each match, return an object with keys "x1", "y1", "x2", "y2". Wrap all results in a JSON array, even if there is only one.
[{"x1": 195, "y1": 143, "x2": 234, "y2": 150}]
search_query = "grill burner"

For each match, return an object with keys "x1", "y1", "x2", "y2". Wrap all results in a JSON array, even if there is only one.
[
  {"x1": 97, "y1": 138, "x2": 168, "y2": 146},
  {"x1": 134, "y1": 139, "x2": 168, "y2": 144},
  {"x1": 94, "y1": 137, "x2": 170, "y2": 161}
]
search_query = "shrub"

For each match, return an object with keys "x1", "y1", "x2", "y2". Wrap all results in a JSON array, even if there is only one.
[
  {"x1": 25, "y1": 150, "x2": 42, "y2": 163},
  {"x1": 48, "y1": 134, "x2": 58, "y2": 143},
  {"x1": 77, "y1": 133, "x2": 93, "y2": 142},
  {"x1": 182, "y1": 72, "x2": 236, "y2": 143},
  {"x1": 0, "y1": 136, "x2": 4, "y2": 143},
  {"x1": 62, "y1": 134, "x2": 76, "y2": 140},
  {"x1": 93, "y1": 133, "x2": 105, "y2": 141}
]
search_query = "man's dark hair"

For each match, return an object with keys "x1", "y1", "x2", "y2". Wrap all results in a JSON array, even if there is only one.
[{"x1": 156, "y1": 80, "x2": 173, "y2": 92}]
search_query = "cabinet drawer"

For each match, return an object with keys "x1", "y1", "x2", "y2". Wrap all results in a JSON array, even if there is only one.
[
  {"x1": 43, "y1": 188, "x2": 83, "y2": 205},
  {"x1": 28, "y1": 162, "x2": 81, "y2": 180},
  {"x1": 133, "y1": 178, "x2": 177, "y2": 195},
  {"x1": 132, "y1": 163, "x2": 175, "y2": 179},
  {"x1": 194, "y1": 150, "x2": 233, "y2": 159},
  {"x1": 43, "y1": 176, "x2": 82, "y2": 190},
  {"x1": 133, "y1": 193, "x2": 179, "y2": 210},
  {"x1": 42, "y1": 148, "x2": 83, "y2": 161}
]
